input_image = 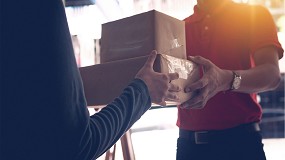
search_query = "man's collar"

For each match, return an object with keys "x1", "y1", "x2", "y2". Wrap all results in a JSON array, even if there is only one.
[
  {"x1": 196, "y1": 0, "x2": 231, "y2": 14},
  {"x1": 197, "y1": 0, "x2": 231, "y2": 12},
  {"x1": 185, "y1": 0, "x2": 232, "y2": 23}
]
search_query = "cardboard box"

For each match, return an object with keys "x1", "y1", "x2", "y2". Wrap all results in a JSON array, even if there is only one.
[
  {"x1": 80, "y1": 54, "x2": 200, "y2": 107},
  {"x1": 100, "y1": 10, "x2": 186, "y2": 63}
]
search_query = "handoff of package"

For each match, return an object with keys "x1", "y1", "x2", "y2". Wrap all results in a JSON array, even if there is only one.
[
  {"x1": 80, "y1": 54, "x2": 200, "y2": 107},
  {"x1": 156, "y1": 54, "x2": 200, "y2": 106},
  {"x1": 100, "y1": 9, "x2": 186, "y2": 63}
]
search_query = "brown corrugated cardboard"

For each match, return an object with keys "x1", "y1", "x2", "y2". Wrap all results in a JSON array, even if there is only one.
[
  {"x1": 80, "y1": 55, "x2": 148, "y2": 108},
  {"x1": 79, "y1": 54, "x2": 200, "y2": 107},
  {"x1": 100, "y1": 10, "x2": 186, "y2": 63}
]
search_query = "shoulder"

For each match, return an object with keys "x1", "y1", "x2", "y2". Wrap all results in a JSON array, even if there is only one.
[
  {"x1": 231, "y1": 2, "x2": 271, "y2": 16},
  {"x1": 183, "y1": 5, "x2": 199, "y2": 23},
  {"x1": 183, "y1": 15, "x2": 194, "y2": 22},
  {"x1": 227, "y1": 2, "x2": 273, "y2": 25}
]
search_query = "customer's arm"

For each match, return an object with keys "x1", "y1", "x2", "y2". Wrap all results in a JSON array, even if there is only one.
[
  {"x1": 77, "y1": 52, "x2": 180, "y2": 160},
  {"x1": 86, "y1": 79, "x2": 154, "y2": 159},
  {"x1": 180, "y1": 47, "x2": 281, "y2": 109}
]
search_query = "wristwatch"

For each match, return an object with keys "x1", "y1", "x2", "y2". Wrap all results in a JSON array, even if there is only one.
[{"x1": 230, "y1": 71, "x2": 242, "y2": 90}]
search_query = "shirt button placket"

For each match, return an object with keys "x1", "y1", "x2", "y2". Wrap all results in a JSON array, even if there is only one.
[
  {"x1": 204, "y1": 26, "x2": 209, "y2": 30},
  {"x1": 201, "y1": 14, "x2": 211, "y2": 48},
  {"x1": 205, "y1": 14, "x2": 211, "y2": 30}
]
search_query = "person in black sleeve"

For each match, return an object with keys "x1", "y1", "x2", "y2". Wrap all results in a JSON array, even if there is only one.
[{"x1": 0, "y1": 0, "x2": 180, "y2": 159}]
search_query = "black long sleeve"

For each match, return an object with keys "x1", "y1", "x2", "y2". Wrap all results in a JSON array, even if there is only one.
[
  {"x1": 80, "y1": 79, "x2": 151, "y2": 160},
  {"x1": 0, "y1": 0, "x2": 151, "y2": 159}
]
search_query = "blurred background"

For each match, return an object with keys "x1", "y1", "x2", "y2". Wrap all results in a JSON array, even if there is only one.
[{"x1": 63, "y1": 0, "x2": 285, "y2": 159}]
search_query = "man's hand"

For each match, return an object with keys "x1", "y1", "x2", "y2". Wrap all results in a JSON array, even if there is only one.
[
  {"x1": 180, "y1": 56, "x2": 232, "y2": 109},
  {"x1": 135, "y1": 50, "x2": 181, "y2": 106}
]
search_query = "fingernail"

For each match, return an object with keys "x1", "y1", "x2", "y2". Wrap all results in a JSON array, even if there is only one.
[
  {"x1": 188, "y1": 56, "x2": 194, "y2": 59},
  {"x1": 185, "y1": 88, "x2": 191, "y2": 92},
  {"x1": 151, "y1": 50, "x2": 157, "y2": 55},
  {"x1": 175, "y1": 96, "x2": 180, "y2": 101}
]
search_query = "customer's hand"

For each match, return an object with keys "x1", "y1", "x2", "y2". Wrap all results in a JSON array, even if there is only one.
[
  {"x1": 135, "y1": 50, "x2": 181, "y2": 106},
  {"x1": 181, "y1": 56, "x2": 232, "y2": 109}
]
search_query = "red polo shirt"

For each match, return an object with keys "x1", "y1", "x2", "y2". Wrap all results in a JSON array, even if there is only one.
[{"x1": 177, "y1": 1, "x2": 284, "y2": 131}]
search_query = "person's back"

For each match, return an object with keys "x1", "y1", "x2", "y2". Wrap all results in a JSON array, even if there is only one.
[
  {"x1": 1, "y1": 0, "x2": 94, "y2": 159},
  {"x1": 0, "y1": 0, "x2": 180, "y2": 159}
]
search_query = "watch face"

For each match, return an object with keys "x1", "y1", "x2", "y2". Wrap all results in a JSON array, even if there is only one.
[{"x1": 233, "y1": 77, "x2": 241, "y2": 89}]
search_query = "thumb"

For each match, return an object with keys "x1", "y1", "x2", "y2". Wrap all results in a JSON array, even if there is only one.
[
  {"x1": 143, "y1": 50, "x2": 157, "y2": 69},
  {"x1": 188, "y1": 56, "x2": 211, "y2": 67}
]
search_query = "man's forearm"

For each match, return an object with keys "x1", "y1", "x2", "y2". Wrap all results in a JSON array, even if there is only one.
[{"x1": 233, "y1": 63, "x2": 281, "y2": 93}]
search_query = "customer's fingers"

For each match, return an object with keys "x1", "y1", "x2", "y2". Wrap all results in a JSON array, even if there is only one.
[
  {"x1": 157, "y1": 101, "x2": 167, "y2": 107},
  {"x1": 168, "y1": 83, "x2": 181, "y2": 92},
  {"x1": 143, "y1": 50, "x2": 157, "y2": 70},
  {"x1": 165, "y1": 92, "x2": 180, "y2": 102},
  {"x1": 168, "y1": 72, "x2": 179, "y2": 82}
]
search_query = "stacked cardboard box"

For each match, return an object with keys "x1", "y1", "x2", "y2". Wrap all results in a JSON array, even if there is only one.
[
  {"x1": 100, "y1": 10, "x2": 186, "y2": 63},
  {"x1": 79, "y1": 10, "x2": 200, "y2": 107}
]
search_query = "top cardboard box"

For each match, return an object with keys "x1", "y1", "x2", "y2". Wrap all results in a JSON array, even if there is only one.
[{"x1": 100, "y1": 10, "x2": 186, "y2": 63}]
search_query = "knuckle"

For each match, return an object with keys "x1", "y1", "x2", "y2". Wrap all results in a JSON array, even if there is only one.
[
  {"x1": 175, "y1": 85, "x2": 180, "y2": 91},
  {"x1": 197, "y1": 82, "x2": 204, "y2": 88},
  {"x1": 174, "y1": 72, "x2": 179, "y2": 79},
  {"x1": 200, "y1": 95, "x2": 206, "y2": 101},
  {"x1": 169, "y1": 93, "x2": 176, "y2": 100},
  {"x1": 161, "y1": 74, "x2": 168, "y2": 81}
]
